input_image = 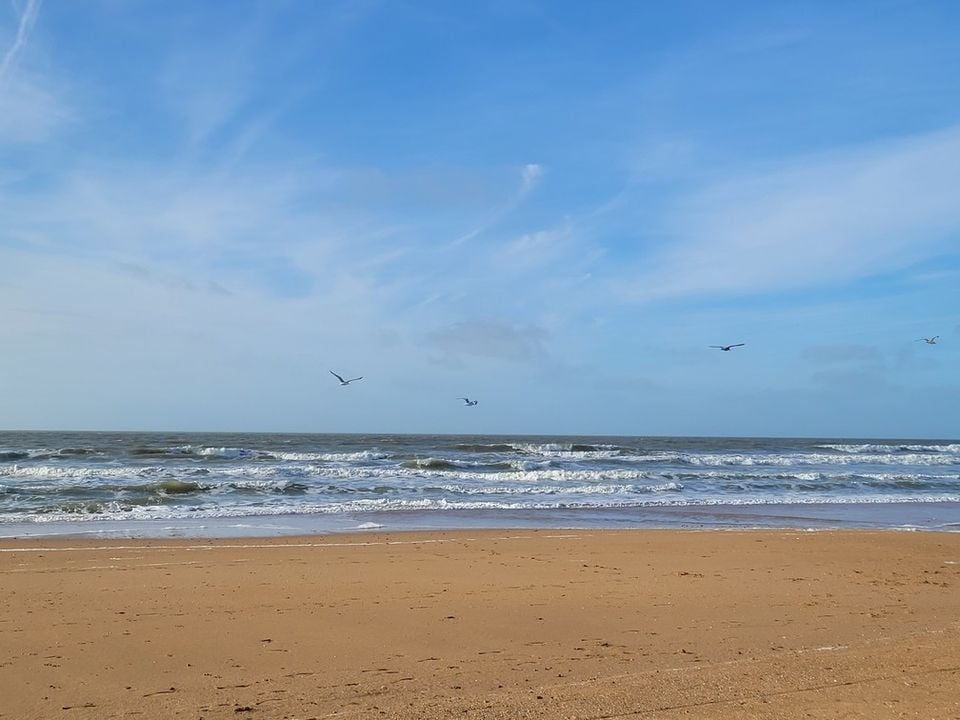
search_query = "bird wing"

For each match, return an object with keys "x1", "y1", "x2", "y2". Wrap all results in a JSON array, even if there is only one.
[
  {"x1": 329, "y1": 370, "x2": 345, "y2": 383},
  {"x1": 730, "y1": 343, "x2": 745, "y2": 348},
  {"x1": 347, "y1": 377, "x2": 363, "y2": 383}
]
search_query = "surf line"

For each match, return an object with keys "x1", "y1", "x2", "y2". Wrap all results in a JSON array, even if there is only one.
[{"x1": 0, "y1": 533, "x2": 589, "y2": 553}]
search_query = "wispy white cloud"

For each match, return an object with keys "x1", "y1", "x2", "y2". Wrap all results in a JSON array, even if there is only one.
[
  {"x1": 451, "y1": 163, "x2": 544, "y2": 246},
  {"x1": 158, "y1": 36, "x2": 257, "y2": 148},
  {"x1": 0, "y1": 72, "x2": 66, "y2": 142},
  {"x1": 0, "y1": 0, "x2": 69, "y2": 144},
  {"x1": 493, "y1": 220, "x2": 572, "y2": 273},
  {"x1": 519, "y1": 162, "x2": 542, "y2": 194},
  {"x1": 8, "y1": 154, "x2": 338, "y2": 252},
  {"x1": 620, "y1": 125, "x2": 960, "y2": 302},
  {"x1": 0, "y1": 0, "x2": 41, "y2": 81}
]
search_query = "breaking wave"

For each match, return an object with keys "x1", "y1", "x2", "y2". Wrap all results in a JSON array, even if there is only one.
[{"x1": 1, "y1": 431, "x2": 958, "y2": 528}]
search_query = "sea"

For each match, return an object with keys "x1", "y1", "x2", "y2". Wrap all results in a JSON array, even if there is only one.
[{"x1": 1, "y1": 431, "x2": 959, "y2": 538}]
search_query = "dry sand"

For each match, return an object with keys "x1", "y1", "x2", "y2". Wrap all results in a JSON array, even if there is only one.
[{"x1": 2, "y1": 529, "x2": 958, "y2": 719}]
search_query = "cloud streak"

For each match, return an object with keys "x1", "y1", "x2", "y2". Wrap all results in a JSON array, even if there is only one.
[
  {"x1": 622, "y1": 125, "x2": 960, "y2": 302},
  {"x1": 451, "y1": 163, "x2": 543, "y2": 246},
  {"x1": 0, "y1": 0, "x2": 41, "y2": 81}
]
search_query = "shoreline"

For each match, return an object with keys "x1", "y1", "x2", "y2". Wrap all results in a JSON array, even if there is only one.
[
  {"x1": 3, "y1": 528, "x2": 959, "y2": 719},
  {"x1": 3, "y1": 500, "x2": 959, "y2": 540}
]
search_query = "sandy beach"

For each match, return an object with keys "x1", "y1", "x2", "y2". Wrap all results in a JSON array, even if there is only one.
[{"x1": 2, "y1": 529, "x2": 958, "y2": 719}]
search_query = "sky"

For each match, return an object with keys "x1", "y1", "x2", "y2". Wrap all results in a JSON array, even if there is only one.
[{"x1": 1, "y1": 0, "x2": 958, "y2": 437}]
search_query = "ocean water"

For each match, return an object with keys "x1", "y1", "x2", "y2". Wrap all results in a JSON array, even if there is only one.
[{"x1": 1, "y1": 431, "x2": 959, "y2": 538}]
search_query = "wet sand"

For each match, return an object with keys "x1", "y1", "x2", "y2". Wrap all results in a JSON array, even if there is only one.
[{"x1": 2, "y1": 529, "x2": 959, "y2": 719}]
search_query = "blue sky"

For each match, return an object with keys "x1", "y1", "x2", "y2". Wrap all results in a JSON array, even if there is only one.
[{"x1": 1, "y1": 0, "x2": 958, "y2": 437}]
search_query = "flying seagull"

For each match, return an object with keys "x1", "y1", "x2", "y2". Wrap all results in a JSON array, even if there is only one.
[
  {"x1": 710, "y1": 343, "x2": 745, "y2": 352},
  {"x1": 458, "y1": 397, "x2": 479, "y2": 406},
  {"x1": 917, "y1": 336, "x2": 939, "y2": 345},
  {"x1": 330, "y1": 370, "x2": 363, "y2": 385}
]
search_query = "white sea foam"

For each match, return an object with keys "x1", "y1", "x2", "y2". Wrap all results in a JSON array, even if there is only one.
[
  {"x1": 516, "y1": 443, "x2": 623, "y2": 459},
  {"x1": 2, "y1": 460, "x2": 956, "y2": 492},
  {"x1": 0, "y1": 465, "x2": 163, "y2": 481},
  {"x1": 7, "y1": 492, "x2": 960, "y2": 525},
  {"x1": 870, "y1": 443, "x2": 956, "y2": 453},
  {"x1": 645, "y1": 451, "x2": 960, "y2": 467},
  {"x1": 816, "y1": 443, "x2": 960, "y2": 454},
  {"x1": 420, "y1": 482, "x2": 683, "y2": 495},
  {"x1": 192, "y1": 446, "x2": 249, "y2": 459},
  {"x1": 271, "y1": 450, "x2": 390, "y2": 462},
  {"x1": 3, "y1": 432, "x2": 959, "y2": 530}
]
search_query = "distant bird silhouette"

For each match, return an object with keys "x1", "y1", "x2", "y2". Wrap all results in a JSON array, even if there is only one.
[
  {"x1": 918, "y1": 336, "x2": 939, "y2": 345},
  {"x1": 458, "y1": 397, "x2": 479, "y2": 406},
  {"x1": 330, "y1": 370, "x2": 363, "y2": 385},
  {"x1": 710, "y1": 344, "x2": 745, "y2": 352}
]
